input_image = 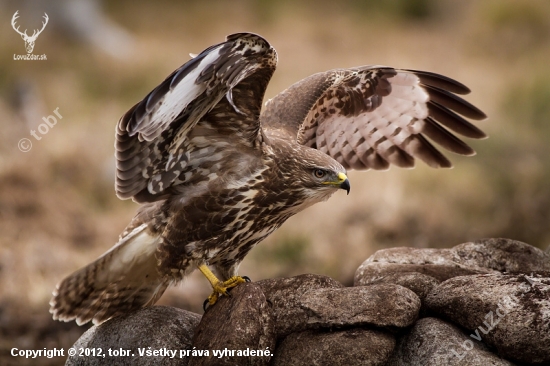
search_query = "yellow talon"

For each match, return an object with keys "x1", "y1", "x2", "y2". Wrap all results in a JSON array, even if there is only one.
[{"x1": 198, "y1": 264, "x2": 249, "y2": 307}]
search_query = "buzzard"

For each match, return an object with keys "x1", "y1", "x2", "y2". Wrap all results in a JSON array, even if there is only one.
[{"x1": 50, "y1": 33, "x2": 486, "y2": 325}]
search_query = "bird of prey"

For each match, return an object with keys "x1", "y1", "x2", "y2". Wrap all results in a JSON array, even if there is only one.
[{"x1": 50, "y1": 33, "x2": 486, "y2": 325}]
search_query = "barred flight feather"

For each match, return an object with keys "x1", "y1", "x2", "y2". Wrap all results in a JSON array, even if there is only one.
[{"x1": 263, "y1": 66, "x2": 486, "y2": 170}]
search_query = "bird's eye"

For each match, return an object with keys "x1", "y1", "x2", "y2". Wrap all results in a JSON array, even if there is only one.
[{"x1": 314, "y1": 169, "x2": 326, "y2": 178}]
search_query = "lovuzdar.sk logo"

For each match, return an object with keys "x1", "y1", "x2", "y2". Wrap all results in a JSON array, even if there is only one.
[{"x1": 12, "y1": 10, "x2": 48, "y2": 61}]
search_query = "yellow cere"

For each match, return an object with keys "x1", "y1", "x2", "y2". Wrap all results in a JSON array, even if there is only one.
[{"x1": 337, "y1": 172, "x2": 347, "y2": 183}]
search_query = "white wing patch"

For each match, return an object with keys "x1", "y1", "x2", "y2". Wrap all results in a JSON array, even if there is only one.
[
  {"x1": 133, "y1": 47, "x2": 224, "y2": 142},
  {"x1": 387, "y1": 71, "x2": 421, "y2": 87}
]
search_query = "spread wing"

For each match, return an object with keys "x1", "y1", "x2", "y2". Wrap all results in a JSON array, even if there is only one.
[
  {"x1": 261, "y1": 66, "x2": 486, "y2": 170},
  {"x1": 115, "y1": 33, "x2": 277, "y2": 202}
]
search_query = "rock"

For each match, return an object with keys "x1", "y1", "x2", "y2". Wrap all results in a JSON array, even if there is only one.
[
  {"x1": 354, "y1": 247, "x2": 493, "y2": 285},
  {"x1": 354, "y1": 239, "x2": 549, "y2": 288},
  {"x1": 65, "y1": 239, "x2": 548, "y2": 366},
  {"x1": 452, "y1": 238, "x2": 550, "y2": 273},
  {"x1": 272, "y1": 328, "x2": 395, "y2": 366},
  {"x1": 354, "y1": 271, "x2": 440, "y2": 301},
  {"x1": 386, "y1": 317, "x2": 516, "y2": 366},
  {"x1": 189, "y1": 283, "x2": 275, "y2": 366},
  {"x1": 66, "y1": 306, "x2": 201, "y2": 366},
  {"x1": 300, "y1": 284, "x2": 420, "y2": 328},
  {"x1": 256, "y1": 274, "x2": 343, "y2": 337},
  {"x1": 425, "y1": 273, "x2": 550, "y2": 364}
]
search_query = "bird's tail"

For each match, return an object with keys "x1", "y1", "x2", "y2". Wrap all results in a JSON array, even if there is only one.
[{"x1": 50, "y1": 224, "x2": 168, "y2": 325}]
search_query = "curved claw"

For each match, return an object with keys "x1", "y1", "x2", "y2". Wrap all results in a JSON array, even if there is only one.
[
  {"x1": 227, "y1": 276, "x2": 251, "y2": 293},
  {"x1": 203, "y1": 275, "x2": 250, "y2": 310}
]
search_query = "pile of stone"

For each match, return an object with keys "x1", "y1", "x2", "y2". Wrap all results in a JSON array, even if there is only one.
[{"x1": 67, "y1": 238, "x2": 550, "y2": 366}]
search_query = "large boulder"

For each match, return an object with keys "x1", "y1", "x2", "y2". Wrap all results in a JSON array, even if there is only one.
[
  {"x1": 256, "y1": 274, "x2": 343, "y2": 337},
  {"x1": 354, "y1": 247, "x2": 492, "y2": 284},
  {"x1": 425, "y1": 273, "x2": 550, "y2": 364},
  {"x1": 189, "y1": 283, "x2": 275, "y2": 366},
  {"x1": 257, "y1": 275, "x2": 420, "y2": 336},
  {"x1": 451, "y1": 238, "x2": 550, "y2": 273},
  {"x1": 386, "y1": 317, "x2": 516, "y2": 366},
  {"x1": 66, "y1": 306, "x2": 201, "y2": 366},
  {"x1": 354, "y1": 238, "x2": 550, "y2": 286},
  {"x1": 299, "y1": 284, "x2": 420, "y2": 328}
]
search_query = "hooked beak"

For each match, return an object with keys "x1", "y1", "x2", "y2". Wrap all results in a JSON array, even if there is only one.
[{"x1": 337, "y1": 172, "x2": 350, "y2": 195}]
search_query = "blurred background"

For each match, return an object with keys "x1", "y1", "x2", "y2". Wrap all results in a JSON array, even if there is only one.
[{"x1": 1, "y1": 0, "x2": 549, "y2": 364}]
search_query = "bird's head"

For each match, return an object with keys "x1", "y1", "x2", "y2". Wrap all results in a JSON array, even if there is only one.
[{"x1": 285, "y1": 146, "x2": 350, "y2": 204}]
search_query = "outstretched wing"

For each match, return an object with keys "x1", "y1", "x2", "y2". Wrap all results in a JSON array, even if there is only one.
[
  {"x1": 116, "y1": 33, "x2": 277, "y2": 202},
  {"x1": 261, "y1": 66, "x2": 486, "y2": 170}
]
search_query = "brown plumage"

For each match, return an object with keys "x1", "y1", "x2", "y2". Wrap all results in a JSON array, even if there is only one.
[{"x1": 50, "y1": 33, "x2": 486, "y2": 325}]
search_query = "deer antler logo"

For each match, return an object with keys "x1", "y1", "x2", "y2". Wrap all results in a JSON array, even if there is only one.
[{"x1": 12, "y1": 11, "x2": 49, "y2": 54}]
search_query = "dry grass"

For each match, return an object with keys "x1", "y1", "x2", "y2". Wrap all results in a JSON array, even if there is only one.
[{"x1": 1, "y1": 0, "x2": 549, "y2": 364}]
